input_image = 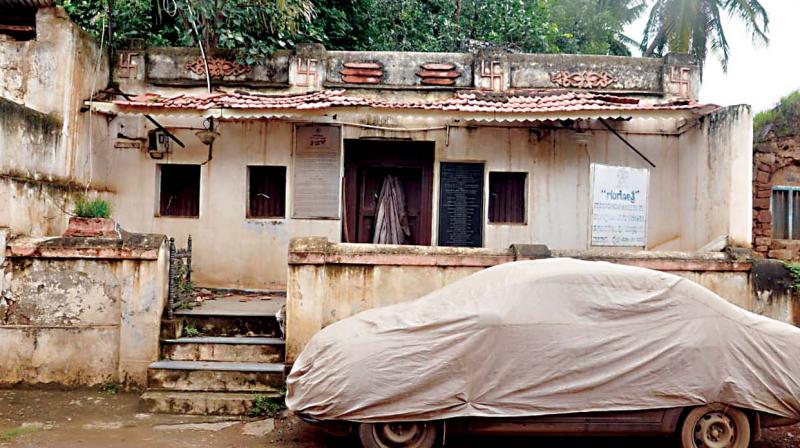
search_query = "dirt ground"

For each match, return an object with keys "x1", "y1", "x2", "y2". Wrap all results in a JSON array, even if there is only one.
[{"x1": 0, "y1": 389, "x2": 798, "y2": 447}]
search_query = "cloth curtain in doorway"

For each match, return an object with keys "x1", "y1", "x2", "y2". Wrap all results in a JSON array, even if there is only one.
[{"x1": 372, "y1": 175, "x2": 411, "y2": 245}]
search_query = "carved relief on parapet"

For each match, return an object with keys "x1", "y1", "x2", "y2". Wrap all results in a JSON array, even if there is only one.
[
  {"x1": 185, "y1": 57, "x2": 251, "y2": 78},
  {"x1": 668, "y1": 66, "x2": 692, "y2": 98},
  {"x1": 550, "y1": 70, "x2": 618, "y2": 89},
  {"x1": 478, "y1": 60, "x2": 504, "y2": 91},
  {"x1": 295, "y1": 58, "x2": 318, "y2": 87}
]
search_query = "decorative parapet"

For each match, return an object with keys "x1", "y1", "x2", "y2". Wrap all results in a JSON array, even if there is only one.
[
  {"x1": 145, "y1": 48, "x2": 290, "y2": 87},
  {"x1": 121, "y1": 44, "x2": 699, "y2": 100}
]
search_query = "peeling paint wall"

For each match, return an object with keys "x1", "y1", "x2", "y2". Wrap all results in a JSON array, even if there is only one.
[
  {"x1": 285, "y1": 238, "x2": 775, "y2": 364},
  {"x1": 0, "y1": 7, "x2": 113, "y2": 236},
  {"x1": 102, "y1": 110, "x2": 752, "y2": 290},
  {"x1": 677, "y1": 105, "x2": 753, "y2": 249},
  {"x1": 0, "y1": 235, "x2": 168, "y2": 388}
]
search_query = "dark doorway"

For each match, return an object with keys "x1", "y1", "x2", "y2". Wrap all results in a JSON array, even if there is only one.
[{"x1": 343, "y1": 140, "x2": 434, "y2": 245}]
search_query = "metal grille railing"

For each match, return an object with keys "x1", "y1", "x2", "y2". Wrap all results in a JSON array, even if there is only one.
[{"x1": 167, "y1": 235, "x2": 192, "y2": 319}]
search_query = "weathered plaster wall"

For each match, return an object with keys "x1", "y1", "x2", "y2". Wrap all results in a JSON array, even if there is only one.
[
  {"x1": 285, "y1": 238, "x2": 781, "y2": 364},
  {"x1": 101, "y1": 108, "x2": 751, "y2": 289},
  {"x1": 0, "y1": 7, "x2": 113, "y2": 236},
  {"x1": 0, "y1": 234, "x2": 168, "y2": 388},
  {"x1": 677, "y1": 105, "x2": 753, "y2": 249}
]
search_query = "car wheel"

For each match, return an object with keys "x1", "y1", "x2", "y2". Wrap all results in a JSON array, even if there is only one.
[
  {"x1": 680, "y1": 404, "x2": 751, "y2": 448},
  {"x1": 358, "y1": 421, "x2": 439, "y2": 448}
]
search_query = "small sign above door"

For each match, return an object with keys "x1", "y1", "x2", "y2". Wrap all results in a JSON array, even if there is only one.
[{"x1": 293, "y1": 125, "x2": 341, "y2": 219}]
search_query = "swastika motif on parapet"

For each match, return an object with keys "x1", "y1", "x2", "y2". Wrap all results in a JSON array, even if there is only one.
[
  {"x1": 295, "y1": 58, "x2": 318, "y2": 87},
  {"x1": 550, "y1": 71, "x2": 619, "y2": 89},
  {"x1": 480, "y1": 60, "x2": 503, "y2": 91},
  {"x1": 117, "y1": 52, "x2": 139, "y2": 79},
  {"x1": 185, "y1": 57, "x2": 251, "y2": 78},
  {"x1": 669, "y1": 67, "x2": 692, "y2": 98}
]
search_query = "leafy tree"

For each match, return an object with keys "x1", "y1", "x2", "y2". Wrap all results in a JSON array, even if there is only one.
[
  {"x1": 59, "y1": 0, "x2": 653, "y2": 60},
  {"x1": 549, "y1": 0, "x2": 646, "y2": 56},
  {"x1": 640, "y1": 0, "x2": 769, "y2": 70}
]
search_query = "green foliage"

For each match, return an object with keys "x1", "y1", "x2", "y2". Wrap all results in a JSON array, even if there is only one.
[
  {"x1": 754, "y1": 91, "x2": 800, "y2": 140},
  {"x1": 99, "y1": 381, "x2": 120, "y2": 394},
  {"x1": 74, "y1": 197, "x2": 112, "y2": 218},
  {"x1": 58, "y1": 0, "x2": 179, "y2": 46},
  {"x1": 0, "y1": 426, "x2": 39, "y2": 443},
  {"x1": 182, "y1": 322, "x2": 200, "y2": 337},
  {"x1": 59, "y1": 0, "x2": 648, "y2": 61},
  {"x1": 785, "y1": 263, "x2": 800, "y2": 291},
  {"x1": 174, "y1": 259, "x2": 193, "y2": 294},
  {"x1": 249, "y1": 391, "x2": 287, "y2": 417},
  {"x1": 640, "y1": 0, "x2": 769, "y2": 71},
  {"x1": 549, "y1": 0, "x2": 645, "y2": 56}
]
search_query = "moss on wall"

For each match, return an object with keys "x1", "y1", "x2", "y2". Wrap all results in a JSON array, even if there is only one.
[{"x1": 0, "y1": 97, "x2": 61, "y2": 137}]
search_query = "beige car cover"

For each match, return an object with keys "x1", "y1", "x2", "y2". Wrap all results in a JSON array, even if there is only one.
[{"x1": 286, "y1": 258, "x2": 800, "y2": 422}]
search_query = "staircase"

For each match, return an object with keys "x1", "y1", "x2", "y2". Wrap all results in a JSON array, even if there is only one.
[{"x1": 139, "y1": 294, "x2": 286, "y2": 415}]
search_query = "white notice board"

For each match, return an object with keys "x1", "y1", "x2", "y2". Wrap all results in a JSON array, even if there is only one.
[
  {"x1": 590, "y1": 164, "x2": 649, "y2": 247},
  {"x1": 293, "y1": 125, "x2": 341, "y2": 219}
]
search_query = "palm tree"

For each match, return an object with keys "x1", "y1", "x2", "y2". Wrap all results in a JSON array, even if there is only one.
[{"x1": 640, "y1": 0, "x2": 769, "y2": 71}]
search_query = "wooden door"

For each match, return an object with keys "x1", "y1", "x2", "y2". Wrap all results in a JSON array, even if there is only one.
[{"x1": 344, "y1": 140, "x2": 434, "y2": 245}]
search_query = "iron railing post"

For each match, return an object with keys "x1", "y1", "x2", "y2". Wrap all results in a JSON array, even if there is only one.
[
  {"x1": 167, "y1": 237, "x2": 176, "y2": 320},
  {"x1": 186, "y1": 235, "x2": 192, "y2": 287}
]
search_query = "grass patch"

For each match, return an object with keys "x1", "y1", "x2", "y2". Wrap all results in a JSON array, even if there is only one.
[
  {"x1": 249, "y1": 391, "x2": 286, "y2": 417},
  {"x1": 182, "y1": 323, "x2": 201, "y2": 337},
  {"x1": 755, "y1": 90, "x2": 800, "y2": 140},
  {"x1": 73, "y1": 197, "x2": 112, "y2": 218},
  {"x1": 99, "y1": 381, "x2": 120, "y2": 394},
  {"x1": 0, "y1": 426, "x2": 40, "y2": 442}
]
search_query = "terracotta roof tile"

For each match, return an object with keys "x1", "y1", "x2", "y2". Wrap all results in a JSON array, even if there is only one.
[{"x1": 111, "y1": 89, "x2": 708, "y2": 115}]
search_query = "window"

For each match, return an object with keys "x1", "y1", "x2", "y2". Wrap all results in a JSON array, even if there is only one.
[
  {"x1": 158, "y1": 164, "x2": 200, "y2": 217},
  {"x1": 772, "y1": 186, "x2": 800, "y2": 239},
  {"x1": 489, "y1": 172, "x2": 526, "y2": 224},
  {"x1": 248, "y1": 166, "x2": 286, "y2": 218}
]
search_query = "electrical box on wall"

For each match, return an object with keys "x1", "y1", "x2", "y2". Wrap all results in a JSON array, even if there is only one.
[{"x1": 147, "y1": 130, "x2": 171, "y2": 159}]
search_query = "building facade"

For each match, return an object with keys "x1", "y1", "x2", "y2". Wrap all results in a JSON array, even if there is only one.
[{"x1": 3, "y1": 8, "x2": 752, "y2": 291}]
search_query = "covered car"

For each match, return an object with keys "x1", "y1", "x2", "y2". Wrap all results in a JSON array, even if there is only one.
[{"x1": 287, "y1": 258, "x2": 800, "y2": 447}]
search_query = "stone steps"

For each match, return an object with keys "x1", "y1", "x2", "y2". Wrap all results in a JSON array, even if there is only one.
[
  {"x1": 173, "y1": 310, "x2": 282, "y2": 338},
  {"x1": 139, "y1": 390, "x2": 281, "y2": 415},
  {"x1": 147, "y1": 360, "x2": 285, "y2": 393},
  {"x1": 141, "y1": 296, "x2": 287, "y2": 416},
  {"x1": 161, "y1": 337, "x2": 285, "y2": 363}
]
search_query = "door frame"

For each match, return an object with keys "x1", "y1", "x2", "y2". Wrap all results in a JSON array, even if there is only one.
[{"x1": 343, "y1": 139, "x2": 435, "y2": 245}]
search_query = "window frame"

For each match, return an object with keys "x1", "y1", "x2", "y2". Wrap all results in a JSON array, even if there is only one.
[
  {"x1": 155, "y1": 163, "x2": 202, "y2": 219},
  {"x1": 246, "y1": 165, "x2": 287, "y2": 219},
  {"x1": 772, "y1": 185, "x2": 800, "y2": 240},
  {"x1": 487, "y1": 171, "x2": 528, "y2": 225}
]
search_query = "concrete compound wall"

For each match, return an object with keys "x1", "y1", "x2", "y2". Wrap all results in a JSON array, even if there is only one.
[
  {"x1": 285, "y1": 237, "x2": 792, "y2": 364},
  {"x1": 0, "y1": 7, "x2": 112, "y2": 237},
  {"x1": 0, "y1": 233, "x2": 168, "y2": 388}
]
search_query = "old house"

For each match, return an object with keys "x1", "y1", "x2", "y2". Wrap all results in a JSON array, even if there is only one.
[{"x1": 1, "y1": 4, "x2": 780, "y2": 413}]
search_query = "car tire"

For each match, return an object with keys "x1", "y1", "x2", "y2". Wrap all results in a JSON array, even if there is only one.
[
  {"x1": 679, "y1": 404, "x2": 751, "y2": 448},
  {"x1": 358, "y1": 421, "x2": 439, "y2": 448}
]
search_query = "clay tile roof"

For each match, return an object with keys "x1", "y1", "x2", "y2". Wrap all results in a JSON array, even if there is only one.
[{"x1": 110, "y1": 89, "x2": 710, "y2": 117}]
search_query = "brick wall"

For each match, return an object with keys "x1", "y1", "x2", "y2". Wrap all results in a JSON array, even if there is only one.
[{"x1": 753, "y1": 135, "x2": 800, "y2": 259}]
